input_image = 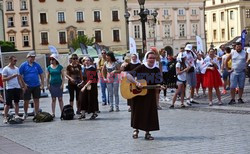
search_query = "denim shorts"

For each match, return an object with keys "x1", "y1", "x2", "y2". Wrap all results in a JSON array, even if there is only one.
[
  {"x1": 222, "y1": 69, "x2": 230, "y2": 80},
  {"x1": 230, "y1": 71, "x2": 245, "y2": 89},
  {"x1": 186, "y1": 71, "x2": 197, "y2": 87}
]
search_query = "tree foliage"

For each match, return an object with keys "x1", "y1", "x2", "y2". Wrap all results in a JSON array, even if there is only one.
[
  {"x1": 0, "y1": 41, "x2": 17, "y2": 52},
  {"x1": 70, "y1": 35, "x2": 95, "y2": 50}
]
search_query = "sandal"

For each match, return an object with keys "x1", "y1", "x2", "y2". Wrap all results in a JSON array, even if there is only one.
[
  {"x1": 181, "y1": 104, "x2": 185, "y2": 108},
  {"x1": 145, "y1": 133, "x2": 154, "y2": 140},
  {"x1": 132, "y1": 130, "x2": 139, "y2": 139},
  {"x1": 90, "y1": 113, "x2": 98, "y2": 120},
  {"x1": 169, "y1": 105, "x2": 174, "y2": 109}
]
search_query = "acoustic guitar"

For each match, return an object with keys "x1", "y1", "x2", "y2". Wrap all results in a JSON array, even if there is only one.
[{"x1": 120, "y1": 77, "x2": 163, "y2": 99}]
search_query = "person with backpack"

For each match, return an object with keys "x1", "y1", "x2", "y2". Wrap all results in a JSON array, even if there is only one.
[
  {"x1": 78, "y1": 57, "x2": 99, "y2": 120},
  {"x1": 47, "y1": 54, "x2": 65, "y2": 118}
]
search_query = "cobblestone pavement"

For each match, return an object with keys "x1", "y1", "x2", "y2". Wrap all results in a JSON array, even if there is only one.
[{"x1": 0, "y1": 82, "x2": 250, "y2": 153}]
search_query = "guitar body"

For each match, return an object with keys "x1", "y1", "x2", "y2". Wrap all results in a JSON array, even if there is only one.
[{"x1": 120, "y1": 77, "x2": 148, "y2": 99}]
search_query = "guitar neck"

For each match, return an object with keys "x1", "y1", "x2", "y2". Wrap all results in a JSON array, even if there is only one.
[{"x1": 142, "y1": 85, "x2": 161, "y2": 89}]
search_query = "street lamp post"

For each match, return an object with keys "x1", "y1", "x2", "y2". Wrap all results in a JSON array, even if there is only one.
[
  {"x1": 124, "y1": 11, "x2": 130, "y2": 51},
  {"x1": 138, "y1": 0, "x2": 149, "y2": 54},
  {"x1": 151, "y1": 10, "x2": 158, "y2": 47}
]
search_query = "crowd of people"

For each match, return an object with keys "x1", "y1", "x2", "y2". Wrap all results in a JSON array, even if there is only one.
[{"x1": 1, "y1": 41, "x2": 250, "y2": 140}]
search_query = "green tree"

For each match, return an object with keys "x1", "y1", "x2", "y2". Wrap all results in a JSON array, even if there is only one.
[
  {"x1": 0, "y1": 41, "x2": 17, "y2": 52},
  {"x1": 70, "y1": 35, "x2": 95, "y2": 50}
]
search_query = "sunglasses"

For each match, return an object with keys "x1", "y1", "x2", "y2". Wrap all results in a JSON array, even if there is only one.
[
  {"x1": 72, "y1": 58, "x2": 78, "y2": 60},
  {"x1": 50, "y1": 58, "x2": 55, "y2": 61},
  {"x1": 13, "y1": 60, "x2": 17, "y2": 62},
  {"x1": 102, "y1": 53, "x2": 106, "y2": 55}
]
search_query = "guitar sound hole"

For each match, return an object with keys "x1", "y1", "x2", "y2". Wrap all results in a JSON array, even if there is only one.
[{"x1": 132, "y1": 88, "x2": 142, "y2": 94}]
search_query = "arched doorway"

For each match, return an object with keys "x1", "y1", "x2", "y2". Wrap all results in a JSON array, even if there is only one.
[{"x1": 164, "y1": 46, "x2": 173, "y2": 56}]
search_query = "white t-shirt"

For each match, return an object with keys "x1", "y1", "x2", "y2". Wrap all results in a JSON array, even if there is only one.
[
  {"x1": 2, "y1": 66, "x2": 21, "y2": 89},
  {"x1": 176, "y1": 62, "x2": 186, "y2": 82},
  {"x1": 185, "y1": 51, "x2": 196, "y2": 67}
]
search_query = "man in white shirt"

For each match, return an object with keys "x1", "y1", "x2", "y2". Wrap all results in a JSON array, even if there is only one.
[{"x1": 2, "y1": 56, "x2": 24, "y2": 124}]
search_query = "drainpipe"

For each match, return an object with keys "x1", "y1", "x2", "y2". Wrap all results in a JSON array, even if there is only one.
[{"x1": 30, "y1": 0, "x2": 35, "y2": 51}]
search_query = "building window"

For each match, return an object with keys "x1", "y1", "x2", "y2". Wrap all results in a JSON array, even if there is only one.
[
  {"x1": 222, "y1": 29, "x2": 225, "y2": 39},
  {"x1": 40, "y1": 13, "x2": 47, "y2": 24},
  {"x1": 230, "y1": 11, "x2": 234, "y2": 20},
  {"x1": 9, "y1": 36, "x2": 15, "y2": 46},
  {"x1": 23, "y1": 35, "x2": 29, "y2": 47},
  {"x1": 6, "y1": 1, "x2": 13, "y2": 11},
  {"x1": 191, "y1": 9, "x2": 196, "y2": 15},
  {"x1": 95, "y1": 30, "x2": 102, "y2": 42},
  {"x1": 246, "y1": 9, "x2": 250, "y2": 18},
  {"x1": 112, "y1": 11, "x2": 119, "y2": 21},
  {"x1": 76, "y1": 12, "x2": 84, "y2": 22},
  {"x1": 164, "y1": 24, "x2": 171, "y2": 38},
  {"x1": 94, "y1": 11, "x2": 101, "y2": 22},
  {"x1": 178, "y1": 9, "x2": 185, "y2": 15},
  {"x1": 78, "y1": 31, "x2": 84, "y2": 36},
  {"x1": 113, "y1": 30, "x2": 120, "y2": 42},
  {"x1": 134, "y1": 10, "x2": 139, "y2": 16},
  {"x1": 41, "y1": 32, "x2": 48, "y2": 45},
  {"x1": 221, "y1": 12, "x2": 224, "y2": 21},
  {"x1": 163, "y1": 9, "x2": 169, "y2": 16},
  {"x1": 192, "y1": 24, "x2": 198, "y2": 36},
  {"x1": 8, "y1": 17, "x2": 14, "y2": 27},
  {"x1": 21, "y1": 16, "x2": 28, "y2": 26},
  {"x1": 59, "y1": 32, "x2": 66, "y2": 44},
  {"x1": 213, "y1": 13, "x2": 216, "y2": 22},
  {"x1": 213, "y1": 30, "x2": 217, "y2": 40},
  {"x1": 20, "y1": 0, "x2": 27, "y2": 10},
  {"x1": 212, "y1": 0, "x2": 215, "y2": 5},
  {"x1": 221, "y1": 0, "x2": 224, "y2": 3},
  {"x1": 179, "y1": 24, "x2": 185, "y2": 37},
  {"x1": 58, "y1": 12, "x2": 65, "y2": 23},
  {"x1": 205, "y1": 14, "x2": 207, "y2": 22},
  {"x1": 134, "y1": 25, "x2": 140, "y2": 39},
  {"x1": 231, "y1": 27, "x2": 234, "y2": 37}
]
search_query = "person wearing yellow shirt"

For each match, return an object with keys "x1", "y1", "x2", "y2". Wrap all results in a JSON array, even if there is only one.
[{"x1": 221, "y1": 47, "x2": 232, "y2": 94}]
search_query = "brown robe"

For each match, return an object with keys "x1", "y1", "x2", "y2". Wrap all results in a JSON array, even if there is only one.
[{"x1": 131, "y1": 64, "x2": 162, "y2": 131}]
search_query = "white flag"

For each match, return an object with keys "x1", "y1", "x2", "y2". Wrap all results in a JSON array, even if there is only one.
[
  {"x1": 196, "y1": 36, "x2": 203, "y2": 53},
  {"x1": 129, "y1": 37, "x2": 137, "y2": 54},
  {"x1": 48, "y1": 45, "x2": 58, "y2": 55}
]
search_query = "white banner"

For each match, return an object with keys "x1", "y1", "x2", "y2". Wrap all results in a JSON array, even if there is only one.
[
  {"x1": 129, "y1": 37, "x2": 137, "y2": 54},
  {"x1": 196, "y1": 36, "x2": 203, "y2": 53},
  {"x1": 48, "y1": 45, "x2": 58, "y2": 55}
]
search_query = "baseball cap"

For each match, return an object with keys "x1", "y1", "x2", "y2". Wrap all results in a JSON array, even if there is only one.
[
  {"x1": 185, "y1": 44, "x2": 192, "y2": 51},
  {"x1": 27, "y1": 51, "x2": 36, "y2": 58}
]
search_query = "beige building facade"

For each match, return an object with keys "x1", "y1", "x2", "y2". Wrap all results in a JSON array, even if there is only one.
[
  {"x1": 205, "y1": 0, "x2": 250, "y2": 48},
  {"x1": 31, "y1": 0, "x2": 127, "y2": 54},
  {"x1": 127, "y1": 0, "x2": 206, "y2": 55},
  {"x1": 2, "y1": 0, "x2": 33, "y2": 51},
  {"x1": 0, "y1": 0, "x2": 4, "y2": 41}
]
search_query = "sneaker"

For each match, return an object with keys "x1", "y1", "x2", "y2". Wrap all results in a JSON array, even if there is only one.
[
  {"x1": 128, "y1": 108, "x2": 131, "y2": 112},
  {"x1": 102, "y1": 102, "x2": 107, "y2": 106},
  {"x1": 186, "y1": 100, "x2": 192, "y2": 106},
  {"x1": 238, "y1": 98, "x2": 245, "y2": 104},
  {"x1": 3, "y1": 117, "x2": 8, "y2": 124},
  {"x1": 14, "y1": 115, "x2": 21, "y2": 119},
  {"x1": 76, "y1": 111, "x2": 81, "y2": 115},
  {"x1": 221, "y1": 90, "x2": 227, "y2": 95},
  {"x1": 164, "y1": 97, "x2": 170, "y2": 102},
  {"x1": 181, "y1": 104, "x2": 186, "y2": 108},
  {"x1": 228, "y1": 99, "x2": 236, "y2": 105},
  {"x1": 78, "y1": 114, "x2": 85, "y2": 120},
  {"x1": 190, "y1": 100, "x2": 199, "y2": 104},
  {"x1": 115, "y1": 108, "x2": 120, "y2": 112},
  {"x1": 209, "y1": 102, "x2": 213, "y2": 106},
  {"x1": 22, "y1": 113, "x2": 28, "y2": 120},
  {"x1": 52, "y1": 114, "x2": 55, "y2": 118},
  {"x1": 169, "y1": 105, "x2": 174, "y2": 109},
  {"x1": 89, "y1": 113, "x2": 98, "y2": 120},
  {"x1": 218, "y1": 101, "x2": 223, "y2": 105},
  {"x1": 109, "y1": 108, "x2": 114, "y2": 112}
]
